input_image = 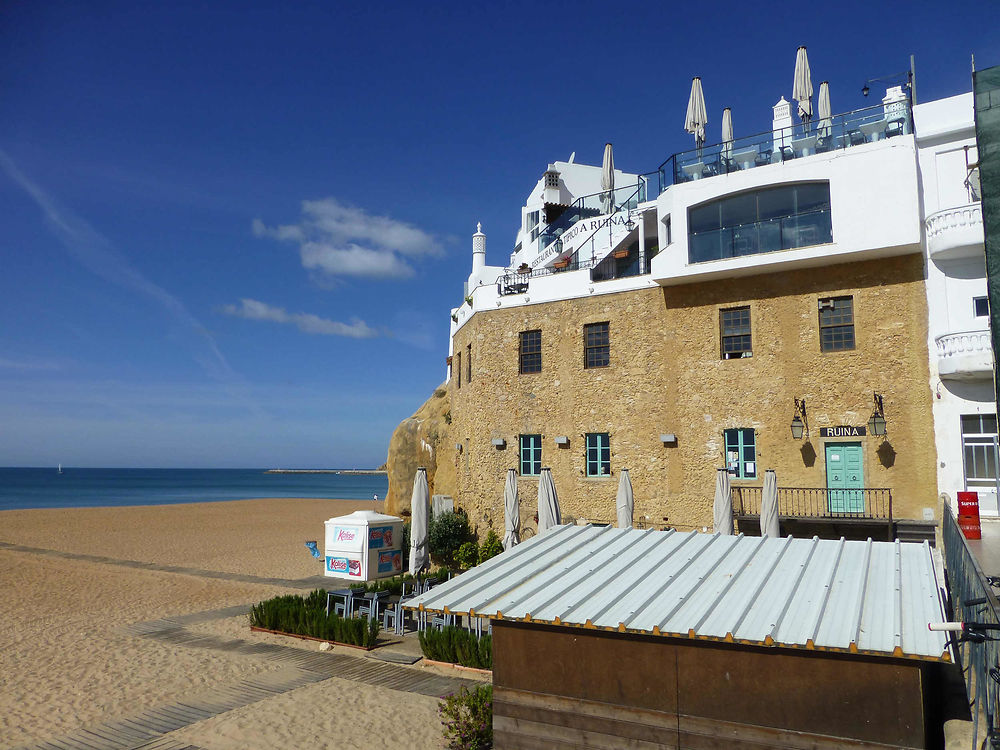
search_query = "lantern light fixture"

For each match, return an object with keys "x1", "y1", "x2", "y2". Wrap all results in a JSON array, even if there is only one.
[
  {"x1": 868, "y1": 393, "x2": 887, "y2": 436},
  {"x1": 790, "y1": 398, "x2": 808, "y2": 440}
]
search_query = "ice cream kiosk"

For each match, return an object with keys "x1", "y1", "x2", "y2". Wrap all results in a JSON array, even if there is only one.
[{"x1": 323, "y1": 510, "x2": 404, "y2": 582}]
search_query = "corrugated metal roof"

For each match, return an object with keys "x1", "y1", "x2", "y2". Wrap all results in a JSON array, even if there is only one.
[{"x1": 404, "y1": 526, "x2": 951, "y2": 662}]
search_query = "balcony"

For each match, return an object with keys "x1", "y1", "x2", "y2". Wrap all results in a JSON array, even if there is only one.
[
  {"x1": 936, "y1": 329, "x2": 994, "y2": 380},
  {"x1": 732, "y1": 486, "x2": 896, "y2": 541},
  {"x1": 925, "y1": 203, "x2": 984, "y2": 260}
]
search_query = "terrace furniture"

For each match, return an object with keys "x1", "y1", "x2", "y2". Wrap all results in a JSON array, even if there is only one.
[
  {"x1": 419, "y1": 576, "x2": 439, "y2": 594},
  {"x1": 791, "y1": 134, "x2": 818, "y2": 157},
  {"x1": 733, "y1": 148, "x2": 758, "y2": 170},
  {"x1": 848, "y1": 129, "x2": 867, "y2": 146},
  {"x1": 680, "y1": 162, "x2": 706, "y2": 181},
  {"x1": 326, "y1": 587, "x2": 362, "y2": 617},
  {"x1": 382, "y1": 582, "x2": 417, "y2": 635},
  {"x1": 778, "y1": 146, "x2": 795, "y2": 161},
  {"x1": 884, "y1": 119, "x2": 905, "y2": 138},
  {"x1": 354, "y1": 591, "x2": 387, "y2": 623},
  {"x1": 860, "y1": 119, "x2": 887, "y2": 142},
  {"x1": 754, "y1": 149, "x2": 772, "y2": 167}
]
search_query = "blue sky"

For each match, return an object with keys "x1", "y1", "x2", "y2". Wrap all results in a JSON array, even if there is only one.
[{"x1": 1, "y1": 1, "x2": 996, "y2": 469}]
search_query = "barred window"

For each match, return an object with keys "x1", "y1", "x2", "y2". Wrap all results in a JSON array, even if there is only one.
[
  {"x1": 819, "y1": 296, "x2": 855, "y2": 352},
  {"x1": 721, "y1": 306, "x2": 752, "y2": 359},
  {"x1": 584, "y1": 322, "x2": 610, "y2": 369},
  {"x1": 519, "y1": 330, "x2": 541, "y2": 374}
]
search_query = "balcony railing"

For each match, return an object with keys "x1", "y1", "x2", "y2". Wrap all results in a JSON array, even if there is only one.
[
  {"x1": 731, "y1": 486, "x2": 893, "y2": 520},
  {"x1": 936, "y1": 329, "x2": 994, "y2": 379},
  {"x1": 925, "y1": 202, "x2": 984, "y2": 260},
  {"x1": 646, "y1": 101, "x2": 912, "y2": 197},
  {"x1": 536, "y1": 183, "x2": 642, "y2": 257}
]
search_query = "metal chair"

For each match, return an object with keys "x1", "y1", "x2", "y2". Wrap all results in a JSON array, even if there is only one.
[
  {"x1": 354, "y1": 591, "x2": 386, "y2": 623},
  {"x1": 382, "y1": 582, "x2": 417, "y2": 635}
]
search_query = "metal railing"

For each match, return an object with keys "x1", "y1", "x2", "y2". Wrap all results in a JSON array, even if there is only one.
[
  {"x1": 536, "y1": 183, "x2": 643, "y2": 254},
  {"x1": 651, "y1": 101, "x2": 912, "y2": 197},
  {"x1": 731, "y1": 486, "x2": 893, "y2": 520},
  {"x1": 942, "y1": 506, "x2": 1000, "y2": 749}
]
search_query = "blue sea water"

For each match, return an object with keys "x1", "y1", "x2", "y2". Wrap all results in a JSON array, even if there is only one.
[{"x1": 0, "y1": 468, "x2": 389, "y2": 511}]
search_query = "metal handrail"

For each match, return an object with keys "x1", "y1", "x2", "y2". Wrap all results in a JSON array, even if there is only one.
[
  {"x1": 731, "y1": 486, "x2": 893, "y2": 520},
  {"x1": 942, "y1": 506, "x2": 1000, "y2": 748}
]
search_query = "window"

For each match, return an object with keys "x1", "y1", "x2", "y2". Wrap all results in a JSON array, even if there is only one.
[
  {"x1": 519, "y1": 434, "x2": 541, "y2": 476},
  {"x1": 466, "y1": 344, "x2": 472, "y2": 383},
  {"x1": 819, "y1": 296, "x2": 855, "y2": 352},
  {"x1": 975, "y1": 296, "x2": 990, "y2": 318},
  {"x1": 720, "y1": 306, "x2": 752, "y2": 359},
  {"x1": 724, "y1": 428, "x2": 757, "y2": 479},
  {"x1": 525, "y1": 210, "x2": 540, "y2": 234},
  {"x1": 688, "y1": 183, "x2": 832, "y2": 263},
  {"x1": 519, "y1": 330, "x2": 542, "y2": 374},
  {"x1": 584, "y1": 322, "x2": 610, "y2": 368},
  {"x1": 962, "y1": 414, "x2": 999, "y2": 493},
  {"x1": 455, "y1": 352, "x2": 461, "y2": 388},
  {"x1": 585, "y1": 433, "x2": 610, "y2": 477}
]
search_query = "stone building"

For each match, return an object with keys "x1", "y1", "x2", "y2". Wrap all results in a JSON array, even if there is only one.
[{"x1": 439, "y1": 80, "x2": 983, "y2": 543}]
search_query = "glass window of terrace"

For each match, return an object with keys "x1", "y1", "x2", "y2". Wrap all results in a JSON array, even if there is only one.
[
  {"x1": 688, "y1": 183, "x2": 832, "y2": 264},
  {"x1": 519, "y1": 330, "x2": 542, "y2": 374}
]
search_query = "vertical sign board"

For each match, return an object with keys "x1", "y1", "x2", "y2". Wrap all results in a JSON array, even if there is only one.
[
  {"x1": 973, "y1": 65, "x2": 1000, "y2": 409},
  {"x1": 325, "y1": 524, "x2": 366, "y2": 580}
]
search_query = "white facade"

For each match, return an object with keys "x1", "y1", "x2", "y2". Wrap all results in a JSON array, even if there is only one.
[{"x1": 914, "y1": 93, "x2": 994, "y2": 515}]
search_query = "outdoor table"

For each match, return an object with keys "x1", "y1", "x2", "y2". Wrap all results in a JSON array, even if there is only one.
[
  {"x1": 791, "y1": 134, "x2": 818, "y2": 157},
  {"x1": 680, "y1": 162, "x2": 705, "y2": 181},
  {"x1": 732, "y1": 148, "x2": 758, "y2": 170},
  {"x1": 326, "y1": 587, "x2": 363, "y2": 617},
  {"x1": 860, "y1": 119, "x2": 886, "y2": 142}
]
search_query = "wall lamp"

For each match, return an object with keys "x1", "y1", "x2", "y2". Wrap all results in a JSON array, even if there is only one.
[
  {"x1": 868, "y1": 393, "x2": 887, "y2": 437},
  {"x1": 491, "y1": 438, "x2": 506, "y2": 449},
  {"x1": 790, "y1": 398, "x2": 808, "y2": 439}
]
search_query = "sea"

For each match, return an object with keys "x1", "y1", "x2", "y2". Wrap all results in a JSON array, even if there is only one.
[{"x1": 0, "y1": 468, "x2": 389, "y2": 512}]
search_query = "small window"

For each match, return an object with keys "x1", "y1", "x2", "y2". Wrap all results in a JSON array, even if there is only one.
[
  {"x1": 519, "y1": 434, "x2": 541, "y2": 476},
  {"x1": 466, "y1": 344, "x2": 472, "y2": 383},
  {"x1": 724, "y1": 428, "x2": 757, "y2": 479},
  {"x1": 975, "y1": 296, "x2": 990, "y2": 318},
  {"x1": 584, "y1": 322, "x2": 610, "y2": 369},
  {"x1": 585, "y1": 433, "x2": 610, "y2": 477},
  {"x1": 525, "y1": 210, "x2": 540, "y2": 233},
  {"x1": 519, "y1": 330, "x2": 542, "y2": 374},
  {"x1": 721, "y1": 306, "x2": 752, "y2": 359},
  {"x1": 455, "y1": 352, "x2": 461, "y2": 388},
  {"x1": 819, "y1": 296, "x2": 855, "y2": 352}
]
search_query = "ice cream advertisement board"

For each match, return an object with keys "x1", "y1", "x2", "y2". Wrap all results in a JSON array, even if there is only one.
[{"x1": 324, "y1": 510, "x2": 404, "y2": 582}]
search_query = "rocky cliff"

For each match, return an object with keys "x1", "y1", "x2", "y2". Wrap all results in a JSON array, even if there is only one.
[{"x1": 384, "y1": 384, "x2": 455, "y2": 516}]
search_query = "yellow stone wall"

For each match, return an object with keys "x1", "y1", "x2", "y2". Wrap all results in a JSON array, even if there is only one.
[{"x1": 449, "y1": 253, "x2": 937, "y2": 538}]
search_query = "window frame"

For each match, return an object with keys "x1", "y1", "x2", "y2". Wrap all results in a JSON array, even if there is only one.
[
  {"x1": 584, "y1": 322, "x2": 610, "y2": 369},
  {"x1": 466, "y1": 344, "x2": 472, "y2": 383},
  {"x1": 724, "y1": 428, "x2": 757, "y2": 480},
  {"x1": 455, "y1": 351, "x2": 461, "y2": 388},
  {"x1": 519, "y1": 329, "x2": 542, "y2": 374},
  {"x1": 720, "y1": 306, "x2": 753, "y2": 359},
  {"x1": 519, "y1": 434, "x2": 542, "y2": 477},
  {"x1": 818, "y1": 295, "x2": 856, "y2": 352},
  {"x1": 585, "y1": 432, "x2": 611, "y2": 477},
  {"x1": 975, "y1": 296, "x2": 990, "y2": 318}
]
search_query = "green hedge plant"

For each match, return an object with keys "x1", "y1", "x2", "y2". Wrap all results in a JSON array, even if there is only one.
[
  {"x1": 428, "y1": 511, "x2": 471, "y2": 566},
  {"x1": 419, "y1": 625, "x2": 492, "y2": 670},
  {"x1": 248, "y1": 589, "x2": 380, "y2": 649}
]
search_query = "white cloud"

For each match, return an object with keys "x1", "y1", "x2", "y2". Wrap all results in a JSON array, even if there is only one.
[
  {"x1": 221, "y1": 298, "x2": 377, "y2": 339},
  {"x1": 0, "y1": 357, "x2": 63, "y2": 372},
  {"x1": 253, "y1": 197, "x2": 442, "y2": 280}
]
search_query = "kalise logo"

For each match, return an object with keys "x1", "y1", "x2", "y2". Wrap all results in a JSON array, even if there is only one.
[
  {"x1": 328, "y1": 557, "x2": 348, "y2": 572},
  {"x1": 336, "y1": 528, "x2": 357, "y2": 542}
]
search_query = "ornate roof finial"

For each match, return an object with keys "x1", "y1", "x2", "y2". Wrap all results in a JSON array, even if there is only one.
[{"x1": 477, "y1": 222, "x2": 482, "y2": 233}]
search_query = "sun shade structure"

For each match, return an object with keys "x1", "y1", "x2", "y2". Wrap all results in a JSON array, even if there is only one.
[
  {"x1": 404, "y1": 525, "x2": 951, "y2": 661},
  {"x1": 503, "y1": 468, "x2": 520, "y2": 551},
  {"x1": 408, "y1": 467, "x2": 429, "y2": 575},
  {"x1": 600, "y1": 142, "x2": 615, "y2": 213},
  {"x1": 760, "y1": 468, "x2": 780, "y2": 538},
  {"x1": 536, "y1": 467, "x2": 561, "y2": 534},
  {"x1": 615, "y1": 469, "x2": 633, "y2": 528},
  {"x1": 684, "y1": 77, "x2": 708, "y2": 147},
  {"x1": 721, "y1": 107, "x2": 733, "y2": 159},
  {"x1": 712, "y1": 468, "x2": 733, "y2": 535},
  {"x1": 818, "y1": 80, "x2": 832, "y2": 137},
  {"x1": 793, "y1": 45, "x2": 813, "y2": 122}
]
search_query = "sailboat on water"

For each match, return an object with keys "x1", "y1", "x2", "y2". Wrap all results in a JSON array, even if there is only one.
[{"x1": 57, "y1": 464, "x2": 63, "y2": 475}]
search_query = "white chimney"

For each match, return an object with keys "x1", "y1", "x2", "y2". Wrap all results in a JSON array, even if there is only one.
[
  {"x1": 542, "y1": 165, "x2": 561, "y2": 205},
  {"x1": 472, "y1": 222, "x2": 486, "y2": 277},
  {"x1": 772, "y1": 96, "x2": 792, "y2": 155}
]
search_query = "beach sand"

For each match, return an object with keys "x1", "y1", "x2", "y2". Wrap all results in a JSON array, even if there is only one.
[{"x1": 0, "y1": 499, "x2": 452, "y2": 749}]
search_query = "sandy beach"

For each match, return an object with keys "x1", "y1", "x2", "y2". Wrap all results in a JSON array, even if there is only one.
[{"x1": 0, "y1": 499, "x2": 459, "y2": 749}]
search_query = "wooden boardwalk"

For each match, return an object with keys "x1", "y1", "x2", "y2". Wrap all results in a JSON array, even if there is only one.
[{"x1": 5, "y1": 546, "x2": 483, "y2": 750}]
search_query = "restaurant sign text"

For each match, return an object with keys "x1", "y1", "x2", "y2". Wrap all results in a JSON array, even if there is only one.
[{"x1": 819, "y1": 426, "x2": 867, "y2": 437}]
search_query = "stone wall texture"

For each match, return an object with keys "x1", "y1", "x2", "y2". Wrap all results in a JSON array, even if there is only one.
[
  {"x1": 448, "y1": 253, "x2": 937, "y2": 539},
  {"x1": 384, "y1": 384, "x2": 455, "y2": 516}
]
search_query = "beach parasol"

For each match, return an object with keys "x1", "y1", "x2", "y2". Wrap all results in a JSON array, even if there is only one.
[
  {"x1": 616, "y1": 469, "x2": 634, "y2": 529},
  {"x1": 760, "y1": 469, "x2": 780, "y2": 538},
  {"x1": 712, "y1": 468, "x2": 733, "y2": 535},
  {"x1": 601, "y1": 142, "x2": 615, "y2": 214},
  {"x1": 408, "y1": 467, "x2": 429, "y2": 574},
  {"x1": 685, "y1": 77, "x2": 708, "y2": 148},
  {"x1": 536, "y1": 467, "x2": 561, "y2": 534},
  {"x1": 817, "y1": 81, "x2": 832, "y2": 138},
  {"x1": 502, "y1": 468, "x2": 520, "y2": 551},
  {"x1": 793, "y1": 46, "x2": 813, "y2": 123},
  {"x1": 721, "y1": 107, "x2": 733, "y2": 160}
]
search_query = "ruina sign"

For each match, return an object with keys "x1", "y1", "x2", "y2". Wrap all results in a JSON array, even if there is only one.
[{"x1": 819, "y1": 426, "x2": 867, "y2": 437}]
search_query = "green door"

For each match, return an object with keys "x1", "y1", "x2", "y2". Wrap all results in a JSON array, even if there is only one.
[{"x1": 826, "y1": 442, "x2": 864, "y2": 513}]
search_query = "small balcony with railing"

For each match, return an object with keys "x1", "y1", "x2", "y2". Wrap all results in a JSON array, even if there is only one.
[
  {"x1": 936, "y1": 329, "x2": 995, "y2": 380},
  {"x1": 731, "y1": 485, "x2": 912, "y2": 541},
  {"x1": 925, "y1": 202, "x2": 984, "y2": 261}
]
